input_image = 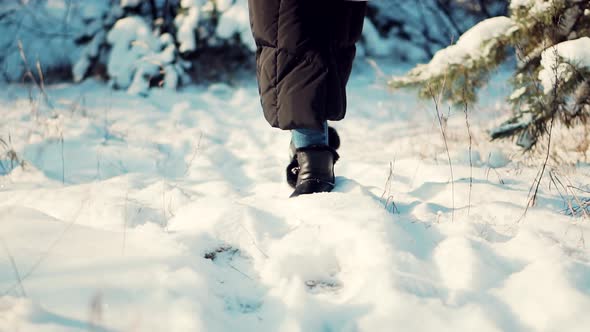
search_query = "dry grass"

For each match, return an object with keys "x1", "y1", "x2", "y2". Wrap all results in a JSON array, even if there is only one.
[
  {"x1": 0, "y1": 135, "x2": 24, "y2": 175},
  {"x1": 381, "y1": 160, "x2": 399, "y2": 214}
]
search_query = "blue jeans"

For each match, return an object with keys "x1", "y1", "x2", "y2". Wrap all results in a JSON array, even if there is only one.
[{"x1": 291, "y1": 121, "x2": 328, "y2": 148}]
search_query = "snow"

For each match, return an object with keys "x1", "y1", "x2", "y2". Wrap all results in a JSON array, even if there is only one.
[
  {"x1": 509, "y1": 86, "x2": 527, "y2": 100},
  {"x1": 215, "y1": 0, "x2": 256, "y2": 52},
  {"x1": 215, "y1": 0, "x2": 234, "y2": 12},
  {"x1": 510, "y1": 0, "x2": 553, "y2": 16},
  {"x1": 452, "y1": 16, "x2": 517, "y2": 58},
  {"x1": 79, "y1": 1, "x2": 110, "y2": 20},
  {"x1": 73, "y1": 30, "x2": 107, "y2": 83},
  {"x1": 392, "y1": 17, "x2": 518, "y2": 83},
  {"x1": 361, "y1": 18, "x2": 395, "y2": 57},
  {"x1": 539, "y1": 37, "x2": 590, "y2": 94},
  {"x1": 107, "y1": 16, "x2": 158, "y2": 92},
  {"x1": 106, "y1": 17, "x2": 186, "y2": 95},
  {"x1": 486, "y1": 148, "x2": 511, "y2": 168},
  {"x1": 1, "y1": 61, "x2": 590, "y2": 332},
  {"x1": 2, "y1": 0, "x2": 432, "y2": 88},
  {"x1": 175, "y1": 2, "x2": 201, "y2": 53},
  {"x1": 0, "y1": 1, "x2": 85, "y2": 81},
  {"x1": 120, "y1": 0, "x2": 142, "y2": 8}
]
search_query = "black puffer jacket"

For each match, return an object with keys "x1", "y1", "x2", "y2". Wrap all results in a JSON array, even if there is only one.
[{"x1": 248, "y1": 0, "x2": 367, "y2": 130}]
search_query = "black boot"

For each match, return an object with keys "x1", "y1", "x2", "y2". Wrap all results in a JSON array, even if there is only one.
[
  {"x1": 286, "y1": 141, "x2": 300, "y2": 188},
  {"x1": 290, "y1": 145, "x2": 339, "y2": 198},
  {"x1": 286, "y1": 126, "x2": 340, "y2": 188}
]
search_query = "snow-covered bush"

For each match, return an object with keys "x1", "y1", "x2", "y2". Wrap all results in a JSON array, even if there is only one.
[
  {"x1": 107, "y1": 16, "x2": 188, "y2": 95},
  {"x1": 75, "y1": 1, "x2": 183, "y2": 95},
  {"x1": 175, "y1": 0, "x2": 201, "y2": 53},
  {"x1": 214, "y1": 0, "x2": 256, "y2": 52},
  {"x1": 72, "y1": 1, "x2": 120, "y2": 83},
  {"x1": 1, "y1": 0, "x2": 255, "y2": 93},
  {"x1": 72, "y1": 0, "x2": 259, "y2": 94},
  {"x1": 391, "y1": 0, "x2": 590, "y2": 150},
  {"x1": 0, "y1": 0, "x2": 86, "y2": 82}
]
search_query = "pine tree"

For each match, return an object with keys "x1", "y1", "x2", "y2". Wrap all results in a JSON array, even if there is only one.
[
  {"x1": 366, "y1": 0, "x2": 508, "y2": 60},
  {"x1": 390, "y1": 0, "x2": 590, "y2": 150}
]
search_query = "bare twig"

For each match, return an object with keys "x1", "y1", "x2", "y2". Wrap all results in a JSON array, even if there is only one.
[
  {"x1": 520, "y1": 44, "x2": 561, "y2": 220},
  {"x1": 88, "y1": 292, "x2": 104, "y2": 332},
  {"x1": 17, "y1": 41, "x2": 53, "y2": 110},
  {"x1": 227, "y1": 262, "x2": 254, "y2": 281},
  {"x1": 521, "y1": 115, "x2": 555, "y2": 220},
  {"x1": 381, "y1": 160, "x2": 399, "y2": 213},
  {"x1": 60, "y1": 132, "x2": 65, "y2": 184},
  {"x1": 0, "y1": 134, "x2": 24, "y2": 177},
  {"x1": 1, "y1": 238, "x2": 27, "y2": 297},
  {"x1": 563, "y1": 177, "x2": 590, "y2": 220},
  {"x1": 552, "y1": 172, "x2": 590, "y2": 219},
  {"x1": 122, "y1": 188, "x2": 130, "y2": 256},
  {"x1": 2, "y1": 194, "x2": 90, "y2": 296},
  {"x1": 381, "y1": 160, "x2": 395, "y2": 201},
  {"x1": 161, "y1": 182, "x2": 168, "y2": 230},
  {"x1": 35, "y1": 60, "x2": 53, "y2": 109},
  {"x1": 366, "y1": 58, "x2": 388, "y2": 82},
  {"x1": 238, "y1": 223, "x2": 269, "y2": 259},
  {"x1": 462, "y1": 83, "x2": 473, "y2": 216},
  {"x1": 549, "y1": 170, "x2": 577, "y2": 217},
  {"x1": 184, "y1": 132, "x2": 203, "y2": 176},
  {"x1": 485, "y1": 165, "x2": 505, "y2": 185},
  {"x1": 428, "y1": 83, "x2": 455, "y2": 222}
]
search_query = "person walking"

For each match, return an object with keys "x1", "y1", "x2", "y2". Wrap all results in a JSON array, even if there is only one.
[{"x1": 248, "y1": 0, "x2": 367, "y2": 197}]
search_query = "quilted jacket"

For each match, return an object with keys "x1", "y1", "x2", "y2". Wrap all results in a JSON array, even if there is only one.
[{"x1": 248, "y1": 0, "x2": 367, "y2": 130}]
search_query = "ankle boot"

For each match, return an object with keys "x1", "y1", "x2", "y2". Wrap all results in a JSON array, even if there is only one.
[
  {"x1": 290, "y1": 146, "x2": 339, "y2": 198},
  {"x1": 286, "y1": 126, "x2": 340, "y2": 188}
]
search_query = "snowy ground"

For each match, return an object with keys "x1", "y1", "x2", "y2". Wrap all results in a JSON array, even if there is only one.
[{"x1": 1, "y1": 60, "x2": 590, "y2": 332}]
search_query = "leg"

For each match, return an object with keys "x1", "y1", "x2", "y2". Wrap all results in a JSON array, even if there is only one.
[
  {"x1": 288, "y1": 1, "x2": 366, "y2": 196},
  {"x1": 248, "y1": 0, "x2": 366, "y2": 196},
  {"x1": 291, "y1": 122, "x2": 328, "y2": 149},
  {"x1": 249, "y1": 0, "x2": 330, "y2": 130},
  {"x1": 249, "y1": 0, "x2": 366, "y2": 129}
]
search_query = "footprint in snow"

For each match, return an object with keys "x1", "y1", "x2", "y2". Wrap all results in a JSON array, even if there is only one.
[{"x1": 305, "y1": 279, "x2": 343, "y2": 294}]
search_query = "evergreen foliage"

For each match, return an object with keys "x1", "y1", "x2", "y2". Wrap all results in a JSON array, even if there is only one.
[{"x1": 391, "y1": 0, "x2": 590, "y2": 150}]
